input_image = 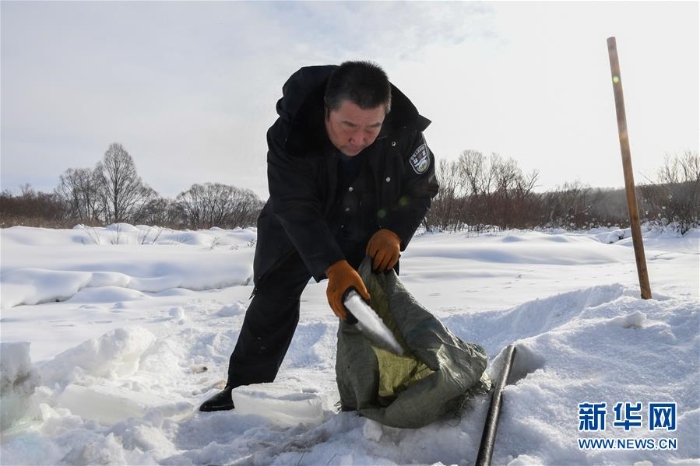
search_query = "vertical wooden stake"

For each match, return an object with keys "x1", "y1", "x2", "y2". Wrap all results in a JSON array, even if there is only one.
[{"x1": 607, "y1": 37, "x2": 652, "y2": 299}]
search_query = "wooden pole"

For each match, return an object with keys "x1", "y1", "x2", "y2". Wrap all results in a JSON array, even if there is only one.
[{"x1": 606, "y1": 37, "x2": 652, "y2": 300}]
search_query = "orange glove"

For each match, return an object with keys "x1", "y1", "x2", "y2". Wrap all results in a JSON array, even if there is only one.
[
  {"x1": 325, "y1": 260, "x2": 370, "y2": 320},
  {"x1": 366, "y1": 229, "x2": 401, "y2": 272}
]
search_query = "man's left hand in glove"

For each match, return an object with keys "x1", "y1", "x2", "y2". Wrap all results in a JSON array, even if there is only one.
[{"x1": 366, "y1": 228, "x2": 401, "y2": 272}]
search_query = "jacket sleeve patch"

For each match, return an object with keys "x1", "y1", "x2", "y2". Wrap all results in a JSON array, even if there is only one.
[{"x1": 409, "y1": 144, "x2": 430, "y2": 174}]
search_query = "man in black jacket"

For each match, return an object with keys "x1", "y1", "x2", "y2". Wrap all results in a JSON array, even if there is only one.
[{"x1": 200, "y1": 61, "x2": 438, "y2": 411}]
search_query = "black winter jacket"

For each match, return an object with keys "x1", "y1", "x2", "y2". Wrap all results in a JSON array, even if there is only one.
[{"x1": 253, "y1": 65, "x2": 439, "y2": 284}]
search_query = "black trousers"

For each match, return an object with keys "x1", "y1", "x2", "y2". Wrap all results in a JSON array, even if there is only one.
[
  {"x1": 226, "y1": 243, "x2": 368, "y2": 387},
  {"x1": 226, "y1": 252, "x2": 312, "y2": 387}
]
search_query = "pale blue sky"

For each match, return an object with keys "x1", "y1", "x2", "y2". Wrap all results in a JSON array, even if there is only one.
[{"x1": 2, "y1": 1, "x2": 697, "y2": 200}]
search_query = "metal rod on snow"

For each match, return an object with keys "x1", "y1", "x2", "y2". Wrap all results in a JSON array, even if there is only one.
[
  {"x1": 475, "y1": 345, "x2": 517, "y2": 466},
  {"x1": 606, "y1": 36, "x2": 652, "y2": 300}
]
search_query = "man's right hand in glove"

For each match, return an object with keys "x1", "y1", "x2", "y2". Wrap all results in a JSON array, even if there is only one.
[{"x1": 325, "y1": 260, "x2": 370, "y2": 321}]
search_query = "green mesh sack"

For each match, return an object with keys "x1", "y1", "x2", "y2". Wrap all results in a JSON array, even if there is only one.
[{"x1": 335, "y1": 257, "x2": 490, "y2": 428}]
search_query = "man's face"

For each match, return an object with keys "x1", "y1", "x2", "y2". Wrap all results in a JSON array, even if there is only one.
[{"x1": 324, "y1": 100, "x2": 385, "y2": 157}]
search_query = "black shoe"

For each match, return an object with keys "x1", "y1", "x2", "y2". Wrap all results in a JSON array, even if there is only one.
[{"x1": 199, "y1": 385, "x2": 235, "y2": 412}]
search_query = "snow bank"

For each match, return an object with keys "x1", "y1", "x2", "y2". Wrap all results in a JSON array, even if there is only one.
[
  {"x1": 1, "y1": 268, "x2": 93, "y2": 308},
  {"x1": 405, "y1": 231, "x2": 627, "y2": 266},
  {"x1": 450, "y1": 288, "x2": 700, "y2": 465},
  {"x1": 40, "y1": 327, "x2": 157, "y2": 387},
  {"x1": 1, "y1": 224, "x2": 256, "y2": 310}
]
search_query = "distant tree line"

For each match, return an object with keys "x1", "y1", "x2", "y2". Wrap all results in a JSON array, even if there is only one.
[
  {"x1": 1, "y1": 143, "x2": 264, "y2": 229},
  {"x1": 1, "y1": 144, "x2": 697, "y2": 234},
  {"x1": 424, "y1": 149, "x2": 699, "y2": 234}
]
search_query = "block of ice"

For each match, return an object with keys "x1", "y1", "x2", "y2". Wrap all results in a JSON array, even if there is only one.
[{"x1": 231, "y1": 384, "x2": 323, "y2": 427}]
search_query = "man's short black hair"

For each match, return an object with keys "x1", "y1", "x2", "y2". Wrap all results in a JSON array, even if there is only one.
[{"x1": 325, "y1": 61, "x2": 392, "y2": 114}]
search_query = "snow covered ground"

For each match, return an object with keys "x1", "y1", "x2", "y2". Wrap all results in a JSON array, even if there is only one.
[{"x1": 1, "y1": 223, "x2": 698, "y2": 465}]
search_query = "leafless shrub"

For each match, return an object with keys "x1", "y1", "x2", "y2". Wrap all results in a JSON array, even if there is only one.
[
  {"x1": 638, "y1": 150, "x2": 699, "y2": 233},
  {"x1": 82, "y1": 227, "x2": 102, "y2": 245},
  {"x1": 0, "y1": 185, "x2": 68, "y2": 228},
  {"x1": 138, "y1": 226, "x2": 166, "y2": 245},
  {"x1": 540, "y1": 181, "x2": 605, "y2": 229}
]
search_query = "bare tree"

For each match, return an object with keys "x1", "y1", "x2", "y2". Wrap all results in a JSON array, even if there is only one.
[
  {"x1": 639, "y1": 150, "x2": 699, "y2": 232},
  {"x1": 55, "y1": 167, "x2": 101, "y2": 222},
  {"x1": 457, "y1": 152, "x2": 539, "y2": 230},
  {"x1": 424, "y1": 151, "x2": 540, "y2": 231},
  {"x1": 176, "y1": 182, "x2": 263, "y2": 229},
  {"x1": 136, "y1": 197, "x2": 180, "y2": 227},
  {"x1": 425, "y1": 158, "x2": 468, "y2": 231},
  {"x1": 486, "y1": 155, "x2": 540, "y2": 229},
  {"x1": 94, "y1": 143, "x2": 157, "y2": 223},
  {"x1": 227, "y1": 187, "x2": 265, "y2": 227},
  {"x1": 459, "y1": 150, "x2": 490, "y2": 198},
  {"x1": 457, "y1": 150, "x2": 492, "y2": 229}
]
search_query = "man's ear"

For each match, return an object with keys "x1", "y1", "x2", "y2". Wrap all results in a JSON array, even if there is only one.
[{"x1": 323, "y1": 98, "x2": 330, "y2": 120}]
